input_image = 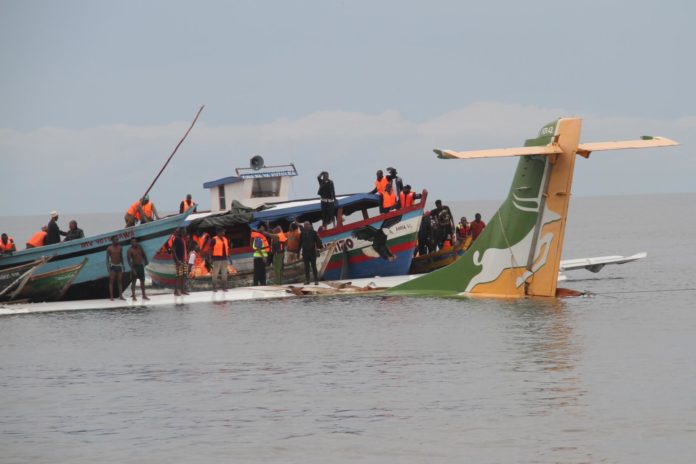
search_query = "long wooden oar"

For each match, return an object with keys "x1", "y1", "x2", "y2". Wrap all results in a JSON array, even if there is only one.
[{"x1": 142, "y1": 105, "x2": 205, "y2": 199}]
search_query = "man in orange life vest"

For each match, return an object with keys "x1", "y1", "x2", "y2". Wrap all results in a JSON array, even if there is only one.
[
  {"x1": 209, "y1": 228, "x2": 230, "y2": 292},
  {"x1": 379, "y1": 183, "x2": 397, "y2": 214},
  {"x1": 125, "y1": 195, "x2": 160, "y2": 227},
  {"x1": 0, "y1": 233, "x2": 16, "y2": 255},
  {"x1": 26, "y1": 226, "x2": 48, "y2": 249},
  {"x1": 398, "y1": 185, "x2": 421, "y2": 209},
  {"x1": 369, "y1": 170, "x2": 389, "y2": 195},
  {"x1": 179, "y1": 194, "x2": 197, "y2": 214}
]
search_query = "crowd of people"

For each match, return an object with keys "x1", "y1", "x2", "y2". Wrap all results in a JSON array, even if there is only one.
[{"x1": 417, "y1": 202, "x2": 487, "y2": 256}]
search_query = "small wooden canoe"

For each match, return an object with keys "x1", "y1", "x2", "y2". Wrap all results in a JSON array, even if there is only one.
[
  {"x1": 409, "y1": 238, "x2": 470, "y2": 274},
  {"x1": 0, "y1": 257, "x2": 50, "y2": 300},
  {"x1": 16, "y1": 258, "x2": 87, "y2": 302}
]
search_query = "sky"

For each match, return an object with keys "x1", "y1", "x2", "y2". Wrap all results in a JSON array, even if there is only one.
[{"x1": 1, "y1": 0, "x2": 694, "y2": 216}]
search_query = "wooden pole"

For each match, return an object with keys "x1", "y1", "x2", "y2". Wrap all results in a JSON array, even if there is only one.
[{"x1": 142, "y1": 105, "x2": 205, "y2": 199}]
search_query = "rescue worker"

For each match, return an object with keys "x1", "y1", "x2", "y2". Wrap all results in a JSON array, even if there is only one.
[
  {"x1": 46, "y1": 211, "x2": 67, "y2": 245},
  {"x1": 64, "y1": 220, "x2": 85, "y2": 241},
  {"x1": 379, "y1": 183, "x2": 397, "y2": 214},
  {"x1": 299, "y1": 221, "x2": 322, "y2": 285},
  {"x1": 285, "y1": 222, "x2": 301, "y2": 263},
  {"x1": 26, "y1": 226, "x2": 48, "y2": 249},
  {"x1": 179, "y1": 194, "x2": 197, "y2": 214},
  {"x1": 172, "y1": 228, "x2": 189, "y2": 296},
  {"x1": 369, "y1": 170, "x2": 389, "y2": 195},
  {"x1": 125, "y1": 195, "x2": 159, "y2": 227},
  {"x1": 0, "y1": 233, "x2": 16, "y2": 255},
  {"x1": 260, "y1": 226, "x2": 288, "y2": 284},
  {"x1": 251, "y1": 225, "x2": 269, "y2": 286},
  {"x1": 317, "y1": 171, "x2": 336, "y2": 228},
  {"x1": 398, "y1": 185, "x2": 422, "y2": 209},
  {"x1": 209, "y1": 228, "x2": 230, "y2": 292},
  {"x1": 470, "y1": 213, "x2": 487, "y2": 242}
]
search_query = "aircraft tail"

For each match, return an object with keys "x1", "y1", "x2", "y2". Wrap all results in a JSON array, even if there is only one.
[{"x1": 390, "y1": 117, "x2": 677, "y2": 297}]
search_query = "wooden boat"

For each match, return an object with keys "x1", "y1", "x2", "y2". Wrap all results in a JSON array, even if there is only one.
[
  {"x1": 409, "y1": 237, "x2": 470, "y2": 274},
  {"x1": 148, "y1": 193, "x2": 426, "y2": 288},
  {"x1": 0, "y1": 212, "x2": 192, "y2": 300},
  {"x1": 15, "y1": 259, "x2": 87, "y2": 302},
  {"x1": 0, "y1": 257, "x2": 50, "y2": 300}
]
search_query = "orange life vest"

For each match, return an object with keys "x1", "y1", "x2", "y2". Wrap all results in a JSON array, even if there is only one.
[
  {"x1": 196, "y1": 233, "x2": 211, "y2": 253},
  {"x1": 277, "y1": 232, "x2": 287, "y2": 251},
  {"x1": 0, "y1": 237, "x2": 14, "y2": 252},
  {"x1": 374, "y1": 177, "x2": 388, "y2": 194},
  {"x1": 181, "y1": 199, "x2": 193, "y2": 211},
  {"x1": 212, "y1": 236, "x2": 229, "y2": 257},
  {"x1": 127, "y1": 200, "x2": 142, "y2": 220},
  {"x1": 381, "y1": 190, "x2": 396, "y2": 209},
  {"x1": 26, "y1": 231, "x2": 47, "y2": 248},
  {"x1": 286, "y1": 229, "x2": 301, "y2": 252},
  {"x1": 442, "y1": 239, "x2": 452, "y2": 250},
  {"x1": 141, "y1": 202, "x2": 154, "y2": 220},
  {"x1": 399, "y1": 192, "x2": 414, "y2": 208},
  {"x1": 250, "y1": 231, "x2": 269, "y2": 251}
]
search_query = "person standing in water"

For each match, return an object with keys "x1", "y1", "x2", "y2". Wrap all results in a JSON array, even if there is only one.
[{"x1": 106, "y1": 236, "x2": 125, "y2": 301}]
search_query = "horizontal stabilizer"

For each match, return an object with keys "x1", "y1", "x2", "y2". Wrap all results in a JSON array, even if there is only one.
[
  {"x1": 559, "y1": 252, "x2": 647, "y2": 273},
  {"x1": 576, "y1": 137, "x2": 678, "y2": 157},
  {"x1": 434, "y1": 145, "x2": 563, "y2": 159}
]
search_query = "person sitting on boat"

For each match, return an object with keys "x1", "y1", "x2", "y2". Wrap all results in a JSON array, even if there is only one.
[
  {"x1": 63, "y1": 220, "x2": 85, "y2": 241},
  {"x1": 26, "y1": 226, "x2": 48, "y2": 249},
  {"x1": 299, "y1": 221, "x2": 323, "y2": 285},
  {"x1": 369, "y1": 170, "x2": 389, "y2": 195},
  {"x1": 456, "y1": 217, "x2": 470, "y2": 242},
  {"x1": 179, "y1": 194, "x2": 197, "y2": 214},
  {"x1": 398, "y1": 185, "x2": 421, "y2": 209},
  {"x1": 379, "y1": 183, "x2": 398, "y2": 214},
  {"x1": 46, "y1": 211, "x2": 67, "y2": 245},
  {"x1": 470, "y1": 213, "x2": 486, "y2": 242},
  {"x1": 317, "y1": 171, "x2": 336, "y2": 228},
  {"x1": 0, "y1": 233, "x2": 16, "y2": 255},
  {"x1": 124, "y1": 196, "x2": 160, "y2": 227}
]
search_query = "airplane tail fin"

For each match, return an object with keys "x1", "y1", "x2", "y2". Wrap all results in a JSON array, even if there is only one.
[{"x1": 391, "y1": 118, "x2": 677, "y2": 297}]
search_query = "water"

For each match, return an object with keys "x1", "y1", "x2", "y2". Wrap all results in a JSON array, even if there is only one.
[{"x1": 1, "y1": 193, "x2": 695, "y2": 463}]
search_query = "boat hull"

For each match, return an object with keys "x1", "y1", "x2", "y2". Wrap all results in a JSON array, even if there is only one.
[
  {"x1": 0, "y1": 213, "x2": 190, "y2": 300},
  {"x1": 409, "y1": 239, "x2": 469, "y2": 274}
]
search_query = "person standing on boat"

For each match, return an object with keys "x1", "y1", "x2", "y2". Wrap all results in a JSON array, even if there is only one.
[
  {"x1": 26, "y1": 226, "x2": 48, "y2": 249},
  {"x1": 63, "y1": 220, "x2": 85, "y2": 241},
  {"x1": 251, "y1": 226, "x2": 269, "y2": 286},
  {"x1": 127, "y1": 238, "x2": 149, "y2": 301},
  {"x1": 172, "y1": 228, "x2": 189, "y2": 296},
  {"x1": 179, "y1": 194, "x2": 197, "y2": 214},
  {"x1": 369, "y1": 170, "x2": 389, "y2": 195},
  {"x1": 456, "y1": 217, "x2": 471, "y2": 243},
  {"x1": 398, "y1": 185, "x2": 421, "y2": 209},
  {"x1": 125, "y1": 196, "x2": 160, "y2": 227},
  {"x1": 317, "y1": 171, "x2": 336, "y2": 228},
  {"x1": 386, "y1": 167, "x2": 404, "y2": 200},
  {"x1": 299, "y1": 221, "x2": 323, "y2": 285},
  {"x1": 0, "y1": 233, "x2": 16, "y2": 255},
  {"x1": 45, "y1": 211, "x2": 67, "y2": 245},
  {"x1": 417, "y1": 211, "x2": 433, "y2": 256},
  {"x1": 106, "y1": 236, "x2": 125, "y2": 301},
  {"x1": 470, "y1": 213, "x2": 486, "y2": 242},
  {"x1": 285, "y1": 222, "x2": 301, "y2": 263},
  {"x1": 379, "y1": 183, "x2": 398, "y2": 214},
  {"x1": 209, "y1": 228, "x2": 230, "y2": 292},
  {"x1": 431, "y1": 200, "x2": 454, "y2": 249}
]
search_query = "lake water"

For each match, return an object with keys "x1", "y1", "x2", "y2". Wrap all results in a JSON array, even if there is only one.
[{"x1": 1, "y1": 193, "x2": 695, "y2": 463}]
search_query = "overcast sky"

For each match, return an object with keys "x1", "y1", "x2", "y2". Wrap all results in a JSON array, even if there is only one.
[{"x1": 1, "y1": 0, "x2": 694, "y2": 216}]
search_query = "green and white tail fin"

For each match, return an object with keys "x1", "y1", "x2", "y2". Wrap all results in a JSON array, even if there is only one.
[{"x1": 391, "y1": 117, "x2": 677, "y2": 297}]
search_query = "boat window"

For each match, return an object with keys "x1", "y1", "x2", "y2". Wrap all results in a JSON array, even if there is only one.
[
  {"x1": 251, "y1": 178, "x2": 281, "y2": 197},
  {"x1": 218, "y1": 185, "x2": 226, "y2": 210}
]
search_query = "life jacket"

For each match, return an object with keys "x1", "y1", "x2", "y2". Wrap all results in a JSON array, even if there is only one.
[
  {"x1": 399, "y1": 191, "x2": 414, "y2": 208},
  {"x1": 0, "y1": 237, "x2": 14, "y2": 252},
  {"x1": 127, "y1": 200, "x2": 142, "y2": 220},
  {"x1": 381, "y1": 190, "x2": 396, "y2": 209},
  {"x1": 456, "y1": 223, "x2": 470, "y2": 239},
  {"x1": 26, "y1": 231, "x2": 47, "y2": 248},
  {"x1": 211, "y1": 236, "x2": 229, "y2": 258},
  {"x1": 250, "y1": 231, "x2": 269, "y2": 252},
  {"x1": 197, "y1": 232, "x2": 211, "y2": 253},
  {"x1": 252, "y1": 236, "x2": 268, "y2": 258},
  {"x1": 442, "y1": 239, "x2": 452, "y2": 249},
  {"x1": 277, "y1": 231, "x2": 287, "y2": 252},
  {"x1": 374, "y1": 177, "x2": 388, "y2": 194},
  {"x1": 141, "y1": 202, "x2": 154, "y2": 220},
  {"x1": 181, "y1": 199, "x2": 194, "y2": 211},
  {"x1": 286, "y1": 229, "x2": 301, "y2": 252}
]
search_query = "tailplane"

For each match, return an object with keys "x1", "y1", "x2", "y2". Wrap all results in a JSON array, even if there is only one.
[{"x1": 391, "y1": 117, "x2": 677, "y2": 297}]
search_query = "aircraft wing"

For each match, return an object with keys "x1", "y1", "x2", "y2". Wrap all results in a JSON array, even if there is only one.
[
  {"x1": 559, "y1": 252, "x2": 647, "y2": 273},
  {"x1": 434, "y1": 146, "x2": 563, "y2": 159},
  {"x1": 576, "y1": 137, "x2": 679, "y2": 157}
]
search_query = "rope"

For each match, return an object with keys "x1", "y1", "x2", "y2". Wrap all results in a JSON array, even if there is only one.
[{"x1": 496, "y1": 211, "x2": 520, "y2": 269}]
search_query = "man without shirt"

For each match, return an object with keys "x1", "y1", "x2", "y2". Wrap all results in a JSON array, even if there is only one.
[
  {"x1": 106, "y1": 236, "x2": 125, "y2": 301},
  {"x1": 127, "y1": 237, "x2": 149, "y2": 301}
]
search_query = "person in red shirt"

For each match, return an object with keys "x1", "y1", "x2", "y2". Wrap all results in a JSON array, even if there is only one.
[{"x1": 470, "y1": 213, "x2": 486, "y2": 241}]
